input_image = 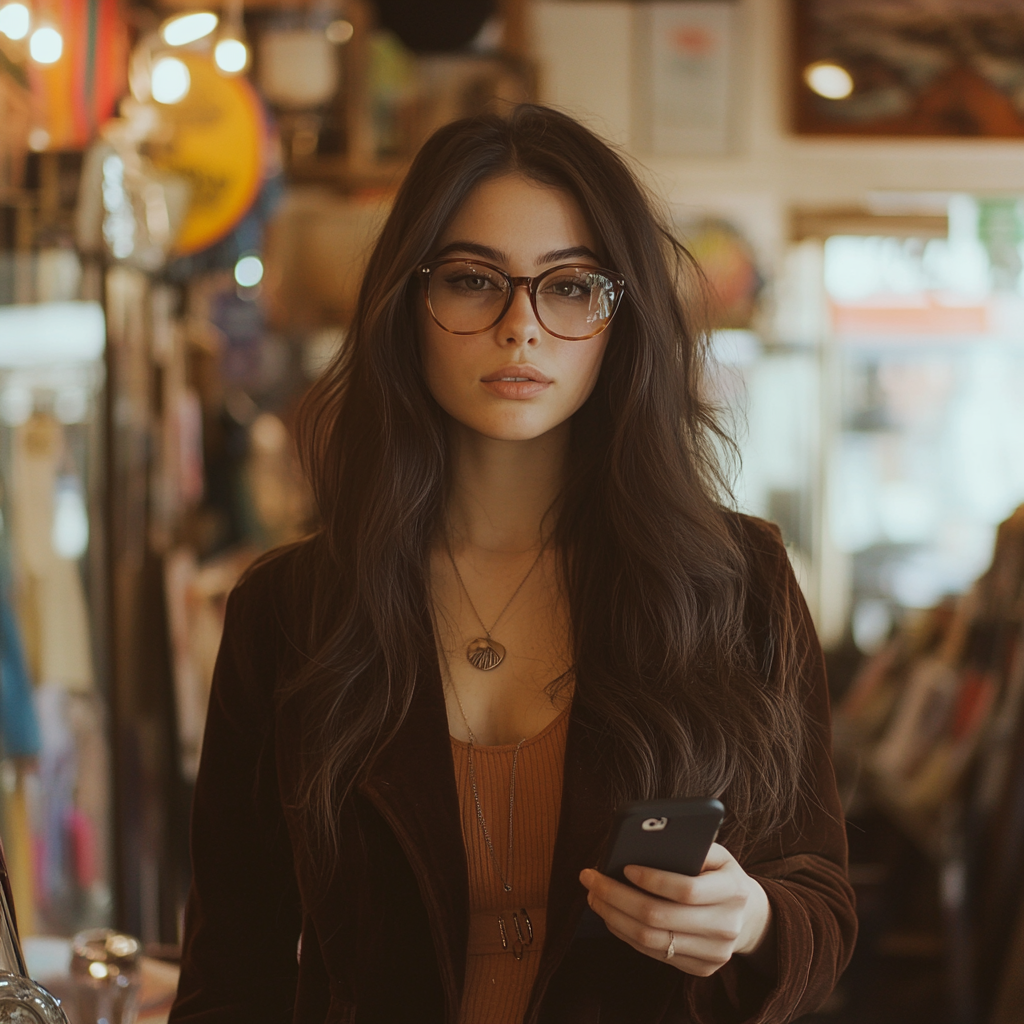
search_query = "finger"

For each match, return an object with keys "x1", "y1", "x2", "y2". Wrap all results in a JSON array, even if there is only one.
[
  {"x1": 583, "y1": 871, "x2": 686, "y2": 930},
  {"x1": 589, "y1": 888, "x2": 744, "y2": 946},
  {"x1": 622, "y1": 862, "x2": 739, "y2": 907},
  {"x1": 701, "y1": 843, "x2": 733, "y2": 870},
  {"x1": 592, "y1": 896, "x2": 736, "y2": 973},
  {"x1": 588, "y1": 892, "x2": 674, "y2": 956}
]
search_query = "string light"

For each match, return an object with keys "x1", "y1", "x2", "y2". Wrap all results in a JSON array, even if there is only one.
[
  {"x1": 161, "y1": 11, "x2": 218, "y2": 47},
  {"x1": 215, "y1": 37, "x2": 248, "y2": 73},
  {"x1": 151, "y1": 56, "x2": 191, "y2": 104},
  {"x1": 234, "y1": 255, "x2": 264, "y2": 288},
  {"x1": 29, "y1": 25, "x2": 63, "y2": 64},
  {"x1": 0, "y1": 3, "x2": 30, "y2": 40}
]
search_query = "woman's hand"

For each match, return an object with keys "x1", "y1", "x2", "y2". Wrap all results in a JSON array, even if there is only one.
[{"x1": 579, "y1": 844, "x2": 775, "y2": 978}]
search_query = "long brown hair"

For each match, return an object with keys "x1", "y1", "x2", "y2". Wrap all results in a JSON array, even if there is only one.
[{"x1": 289, "y1": 104, "x2": 808, "y2": 852}]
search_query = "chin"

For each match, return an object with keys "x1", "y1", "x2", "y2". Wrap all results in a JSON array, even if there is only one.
[{"x1": 460, "y1": 409, "x2": 565, "y2": 443}]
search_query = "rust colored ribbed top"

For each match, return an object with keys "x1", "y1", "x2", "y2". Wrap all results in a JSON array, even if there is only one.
[{"x1": 450, "y1": 706, "x2": 570, "y2": 1024}]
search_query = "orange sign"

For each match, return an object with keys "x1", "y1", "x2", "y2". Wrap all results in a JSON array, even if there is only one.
[{"x1": 150, "y1": 54, "x2": 266, "y2": 255}]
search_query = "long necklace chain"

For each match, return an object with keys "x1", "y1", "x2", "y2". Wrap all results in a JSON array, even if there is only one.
[
  {"x1": 448, "y1": 680, "x2": 524, "y2": 894},
  {"x1": 446, "y1": 537, "x2": 547, "y2": 672}
]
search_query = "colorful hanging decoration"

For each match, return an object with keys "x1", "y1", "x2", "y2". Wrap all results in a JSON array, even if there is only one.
[
  {"x1": 30, "y1": 0, "x2": 128, "y2": 150},
  {"x1": 148, "y1": 53, "x2": 267, "y2": 255}
]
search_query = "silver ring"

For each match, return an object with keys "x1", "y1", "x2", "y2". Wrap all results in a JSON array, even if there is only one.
[{"x1": 664, "y1": 932, "x2": 676, "y2": 960}]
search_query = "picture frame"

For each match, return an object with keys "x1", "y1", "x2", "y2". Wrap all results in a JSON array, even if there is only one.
[
  {"x1": 633, "y1": 0, "x2": 740, "y2": 157},
  {"x1": 792, "y1": 0, "x2": 1024, "y2": 138}
]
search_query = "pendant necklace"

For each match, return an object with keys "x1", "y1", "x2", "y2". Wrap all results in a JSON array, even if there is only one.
[{"x1": 447, "y1": 537, "x2": 547, "y2": 672}]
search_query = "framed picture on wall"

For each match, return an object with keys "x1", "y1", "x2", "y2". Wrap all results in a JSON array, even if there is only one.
[
  {"x1": 792, "y1": 0, "x2": 1024, "y2": 138},
  {"x1": 633, "y1": 1, "x2": 741, "y2": 156}
]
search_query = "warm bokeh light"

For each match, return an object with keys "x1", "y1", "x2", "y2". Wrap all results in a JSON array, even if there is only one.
[
  {"x1": 29, "y1": 26, "x2": 63, "y2": 64},
  {"x1": 804, "y1": 61, "x2": 854, "y2": 100},
  {"x1": 325, "y1": 19, "x2": 354, "y2": 45},
  {"x1": 234, "y1": 255, "x2": 264, "y2": 288},
  {"x1": 214, "y1": 37, "x2": 248, "y2": 74},
  {"x1": 28, "y1": 127, "x2": 50, "y2": 151},
  {"x1": 161, "y1": 11, "x2": 218, "y2": 47},
  {"x1": 151, "y1": 56, "x2": 191, "y2": 104},
  {"x1": 0, "y1": 2, "x2": 30, "y2": 40}
]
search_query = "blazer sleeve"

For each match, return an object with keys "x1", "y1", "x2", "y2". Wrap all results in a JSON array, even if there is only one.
[
  {"x1": 169, "y1": 573, "x2": 303, "y2": 1024},
  {"x1": 685, "y1": 524, "x2": 858, "y2": 1024}
]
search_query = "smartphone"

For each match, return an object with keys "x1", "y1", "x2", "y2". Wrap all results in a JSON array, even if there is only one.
[{"x1": 597, "y1": 798, "x2": 726, "y2": 885}]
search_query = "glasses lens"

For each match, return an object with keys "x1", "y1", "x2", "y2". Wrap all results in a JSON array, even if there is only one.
[
  {"x1": 427, "y1": 261, "x2": 509, "y2": 333},
  {"x1": 536, "y1": 267, "x2": 620, "y2": 339}
]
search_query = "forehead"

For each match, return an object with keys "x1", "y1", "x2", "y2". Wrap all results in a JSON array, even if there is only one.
[{"x1": 438, "y1": 173, "x2": 598, "y2": 259}]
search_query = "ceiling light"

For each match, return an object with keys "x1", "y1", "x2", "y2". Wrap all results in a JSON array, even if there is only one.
[
  {"x1": 0, "y1": 3, "x2": 30, "y2": 40},
  {"x1": 234, "y1": 255, "x2": 263, "y2": 288},
  {"x1": 161, "y1": 11, "x2": 218, "y2": 47},
  {"x1": 29, "y1": 26, "x2": 63, "y2": 64},
  {"x1": 151, "y1": 56, "x2": 191, "y2": 104},
  {"x1": 804, "y1": 61, "x2": 854, "y2": 100},
  {"x1": 325, "y1": 19, "x2": 354, "y2": 45},
  {"x1": 215, "y1": 37, "x2": 248, "y2": 73}
]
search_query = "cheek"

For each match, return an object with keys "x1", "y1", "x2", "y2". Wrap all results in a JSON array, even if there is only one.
[
  {"x1": 420, "y1": 320, "x2": 461, "y2": 406},
  {"x1": 564, "y1": 334, "x2": 611, "y2": 404}
]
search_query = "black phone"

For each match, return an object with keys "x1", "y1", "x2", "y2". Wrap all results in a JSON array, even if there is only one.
[{"x1": 597, "y1": 798, "x2": 726, "y2": 885}]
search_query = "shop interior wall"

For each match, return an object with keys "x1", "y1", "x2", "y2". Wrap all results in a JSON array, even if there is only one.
[{"x1": 532, "y1": 0, "x2": 1024, "y2": 272}]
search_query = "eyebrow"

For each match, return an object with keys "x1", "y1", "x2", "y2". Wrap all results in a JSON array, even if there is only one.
[{"x1": 433, "y1": 241, "x2": 604, "y2": 266}]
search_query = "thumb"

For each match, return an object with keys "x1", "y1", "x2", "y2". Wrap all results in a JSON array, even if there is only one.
[{"x1": 700, "y1": 842, "x2": 732, "y2": 873}]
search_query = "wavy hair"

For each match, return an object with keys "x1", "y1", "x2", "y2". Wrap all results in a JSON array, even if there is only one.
[{"x1": 288, "y1": 104, "x2": 807, "y2": 854}]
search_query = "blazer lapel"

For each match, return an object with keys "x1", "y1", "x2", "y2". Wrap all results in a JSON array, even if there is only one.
[
  {"x1": 358, "y1": 653, "x2": 469, "y2": 1020},
  {"x1": 526, "y1": 701, "x2": 615, "y2": 1018}
]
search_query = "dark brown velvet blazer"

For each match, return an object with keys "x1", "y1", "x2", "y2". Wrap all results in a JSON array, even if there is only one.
[{"x1": 169, "y1": 516, "x2": 856, "y2": 1024}]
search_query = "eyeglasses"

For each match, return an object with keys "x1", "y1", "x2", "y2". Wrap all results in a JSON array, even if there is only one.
[{"x1": 417, "y1": 258, "x2": 626, "y2": 341}]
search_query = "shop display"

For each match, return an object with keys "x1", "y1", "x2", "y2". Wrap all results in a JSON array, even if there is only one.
[
  {"x1": 1, "y1": 8, "x2": 1022, "y2": 1023},
  {"x1": 0, "y1": 867, "x2": 69, "y2": 1024},
  {"x1": 0, "y1": 301, "x2": 110, "y2": 938},
  {"x1": 837, "y1": 504, "x2": 1024, "y2": 1019}
]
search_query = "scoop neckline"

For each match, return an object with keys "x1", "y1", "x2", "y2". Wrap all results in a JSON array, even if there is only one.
[{"x1": 449, "y1": 703, "x2": 570, "y2": 752}]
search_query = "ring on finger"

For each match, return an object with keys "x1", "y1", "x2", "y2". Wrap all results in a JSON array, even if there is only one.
[{"x1": 664, "y1": 931, "x2": 675, "y2": 960}]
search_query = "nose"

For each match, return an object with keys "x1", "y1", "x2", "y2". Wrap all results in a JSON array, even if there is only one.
[{"x1": 499, "y1": 282, "x2": 541, "y2": 346}]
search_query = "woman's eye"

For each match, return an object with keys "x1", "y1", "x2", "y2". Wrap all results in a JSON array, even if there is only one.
[
  {"x1": 545, "y1": 278, "x2": 589, "y2": 298},
  {"x1": 448, "y1": 274, "x2": 497, "y2": 291}
]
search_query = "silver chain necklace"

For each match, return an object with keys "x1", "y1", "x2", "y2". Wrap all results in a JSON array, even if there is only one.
[
  {"x1": 446, "y1": 538, "x2": 547, "y2": 672},
  {"x1": 449, "y1": 681, "x2": 523, "y2": 893}
]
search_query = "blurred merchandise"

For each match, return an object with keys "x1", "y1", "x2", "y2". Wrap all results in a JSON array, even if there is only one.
[
  {"x1": 836, "y1": 505, "x2": 1024, "y2": 1020},
  {"x1": 69, "y1": 928, "x2": 140, "y2": 1024},
  {"x1": 0, "y1": 57, "x2": 30, "y2": 191},
  {"x1": 164, "y1": 547, "x2": 257, "y2": 783},
  {"x1": 0, "y1": 302, "x2": 110, "y2": 937},
  {"x1": 0, "y1": 826, "x2": 70, "y2": 1023},
  {"x1": 24, "y1": 935, "x2": 179, "y2": 1024}
]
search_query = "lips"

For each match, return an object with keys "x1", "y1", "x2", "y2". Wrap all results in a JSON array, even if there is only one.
[
  {"x1": 480, "y1": 365, "x2": 552, "y2": 384},
  {"x1": 479, "y1": 365, "x2": 552, "y2": 399}
]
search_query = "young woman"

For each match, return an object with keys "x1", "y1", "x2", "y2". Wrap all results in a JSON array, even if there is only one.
[{"x1": 169, "y1": 106, "x2": 856, "y2": 1024}]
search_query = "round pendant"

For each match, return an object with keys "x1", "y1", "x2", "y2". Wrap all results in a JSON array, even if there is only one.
[{"x1": 467, "y1": 637, "x2": 506, "y2": 671}]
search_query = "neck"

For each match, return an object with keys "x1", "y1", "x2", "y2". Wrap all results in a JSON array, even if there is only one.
[{"x1": 445, "y1": 420, "x2": 568, "y2": 553}]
